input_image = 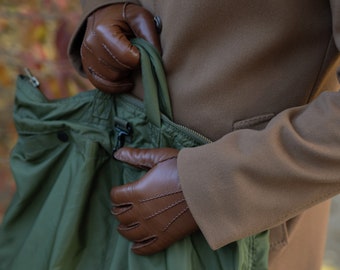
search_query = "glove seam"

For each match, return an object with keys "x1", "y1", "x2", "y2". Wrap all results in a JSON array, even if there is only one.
[
  {"x1": 144, "y1": 198, "x2": 186, "y2": 220},
  {"x1": 139, "y1": 190, "x2": 182, "y2": 203},
  {"x1": 162, "y1": 206, "x2": 189, "y2": 232}
]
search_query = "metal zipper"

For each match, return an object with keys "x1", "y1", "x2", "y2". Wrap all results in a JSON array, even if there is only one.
[
  {"x1": 161, "y1": 115, "x2": 212, "y2": 145},
  {"x1": 117, "y1": 94, "x2": 212, "y2": 145}
]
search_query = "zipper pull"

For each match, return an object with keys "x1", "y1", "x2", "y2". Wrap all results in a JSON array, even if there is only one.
[
  {"x1": 112, "y1": 117, "x2": 133, "y2": 156},
  {"x1": 24, "y1": 68, "x2": 40, "y2": 88}
]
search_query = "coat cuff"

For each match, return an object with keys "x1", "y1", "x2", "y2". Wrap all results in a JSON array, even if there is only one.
[{"x1": 177, "y1": 90, "x2": 340, "y2": 250}]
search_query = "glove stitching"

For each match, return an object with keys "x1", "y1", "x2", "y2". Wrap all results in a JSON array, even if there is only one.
[
  {"x1": 139, "y1": 190, "x2": 182, "y2": 203},
  {"x1": 87, "y1": 67, "x2": 107, "y2": 81},
  {"x1": 82, "y1": 13, "x2": 97, "y2": 53},
  {"x1": 81, "y1": 42, "x2": 94, "y2": 57},
  {"x1": 98, "y1": 57, "x2": 123, "y2": 72},
  {"x1": 101, "y1": 43, "x2": 133, "y2": 70},
  {"x1": 80, "y1": 43, "x2": 118, "y2": 73},
  {"x1": 162, "y1": 206, "x2": 189, "y2": 232},
  {"x1": 144, "y1": 198, "x2": 186, "y2": 220},
  {"x1": 81, "y1": 40, "x2": 133, "y2": 88}
]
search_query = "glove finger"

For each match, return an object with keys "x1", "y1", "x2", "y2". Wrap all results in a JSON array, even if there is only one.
[
  {"x1": 82, "y1": 33, "x2": 133, "y2": 77},
  {"x1": 124, "y1": 4, "x2": 162, "y2": 53},
  {"x1": 81, "y1": 46, "x2": 134, "y2": 93},
  {"x1": 111, "y1": 202, "x2": 146, "y2": 228},
  {"x1": 111, "y1": 201, "x2": 132, "y2": 216},
  {"x1": 131, "y1": 236, "x2": 159, "y2": 255},
  {"x1": 82, "y1": 18, "x2": 136, "y2": 92},
  {"x1": 112, "y1": 210, "x2": 140, "y2": 231},
  {"x1": 87, "y1": 74, "x2": 134, "y2": 93},
  {"x1": 96, "y1": 27, "x2": 140, "y2": 71},
  {"x1": 83, "y1": 65, "x2": 134, "y2": 93},
  {"x1": 86, "y1": 7, "x2": 141, "y2": 70},
  {"x1": 131, "y1": 210, "x2": 198, "y2": 256},
  {"x1": 117, "y1": 222, "x2": 151, "y2": 242},
  {"x1": 114, "y1": 147, "x2": 179, "y2": 169},
  {"x1": 131, "y1": 236, "x2": 166, "y2": 255},
  {"x1": 110, "y1": 183, "x2": 133, "y2": 208},
  {"x1": 84, "y1": 14, "x2": 138, "y2": 71}
]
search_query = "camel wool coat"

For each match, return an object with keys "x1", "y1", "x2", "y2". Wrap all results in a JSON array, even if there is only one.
[{"x1": 69, "y1": 1, "x2": 340, "y2": 269}]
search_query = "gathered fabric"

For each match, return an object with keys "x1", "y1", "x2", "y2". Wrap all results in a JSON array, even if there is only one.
[{"x1": 0, "y1": 39, "x2": 269, "y2": 270}]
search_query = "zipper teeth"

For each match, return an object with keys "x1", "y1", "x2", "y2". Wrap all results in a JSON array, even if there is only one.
[
  {"x1": 118, "y1": 94, "x2": 212, "y2": 144},
  {"x1": 161, "y1": 115, "x2": 212, "y2": 144}
]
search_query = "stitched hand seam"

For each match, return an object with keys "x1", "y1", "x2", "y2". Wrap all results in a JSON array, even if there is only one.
[
  {"x1": 162, "y1": 206, "x2": 189, "y2": 232},
  {"x1": 101, "y1": 43, "x2": 133, "y2": 70},
  {"x1": 139, "y1": 190, "x2": 182, "y2": 203},
  {"x1": 144, "y1": 198, "x2": 185, "y2": 220},
  {"x1": 81, "y1": 42, "x2": 94, "y2": 58},
  {"x1": 98, "y1": 57, "x2": 123, "y2": 72}
]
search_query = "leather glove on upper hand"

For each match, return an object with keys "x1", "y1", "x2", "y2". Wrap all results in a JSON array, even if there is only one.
[
  {"x1": 111, "y1": 147, "x2": 199, "y2": 255},
  {"x1": 81, "y1": 3, "x2": 161, "y2": 93}
]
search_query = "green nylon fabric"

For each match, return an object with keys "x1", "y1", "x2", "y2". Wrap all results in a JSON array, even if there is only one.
[{"x1": 0, "y1": 39, "x2": 269, "y2": 270}]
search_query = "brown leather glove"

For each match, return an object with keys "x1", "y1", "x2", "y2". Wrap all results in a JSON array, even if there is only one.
[
  {"x1": 111, "y1": 147, "x2": 199, "y2": 255},
  {"x1": 81, "y1": 3, "x2": 161, "y2": 93}
]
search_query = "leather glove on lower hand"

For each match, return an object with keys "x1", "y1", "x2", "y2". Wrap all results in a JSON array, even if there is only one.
[
  {"x1": 81, "y1": 3, "x2": 161, "y2": 93},
  {"x1": 111, "y1": 147, "x2": 199, "y2": 255}
]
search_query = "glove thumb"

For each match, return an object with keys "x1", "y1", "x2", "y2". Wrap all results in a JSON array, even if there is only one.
[{"x1": 114, "y1": 147, "x2": 179, "y2": 169}]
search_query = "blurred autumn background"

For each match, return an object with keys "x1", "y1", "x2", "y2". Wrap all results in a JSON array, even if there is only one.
[
  {"x1": 0, "y1": 1, "x2": 340, "y2": 270},
  {"x1": 0, "y1": 0, "x2": 92, "y2": 221},
  {"x1": 0, "y1": 0, "x2": 94, "y2": 241}
]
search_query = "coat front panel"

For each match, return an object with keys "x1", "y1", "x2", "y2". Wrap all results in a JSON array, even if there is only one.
[
  {"x1": 70, "y1": 1, "x2": 340, "y2": 269},
  {"x1": 130, "y1": 0, "x2": 336, "y2": 140}
]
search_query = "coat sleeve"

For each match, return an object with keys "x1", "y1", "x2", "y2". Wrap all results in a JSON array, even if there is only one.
[
  {"x1": 178, "y1": 0, "x2": 340, "y2": 250},
  {"x1": 67, "y1": 0, "x2": 140, "y2": 74}
]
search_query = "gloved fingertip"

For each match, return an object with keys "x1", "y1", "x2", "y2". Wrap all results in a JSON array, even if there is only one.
[
  {"x1": 110, "y1": 185, "x2": 127, "y2": 204},
  {"x1": 113, "y1": 147, "x2": 147, "y2": 168},
  {"x1": 113, "y1": 149, "x2": 122, "y2": 160},
  {"x1": 132, "y1": 236, "x2": 158, "y2": 255},
  {"x1": 113, "y1": 147, "x2": 130, "y2": 161}
]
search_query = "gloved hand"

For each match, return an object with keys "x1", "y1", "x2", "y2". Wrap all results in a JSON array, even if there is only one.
[
  {"x1": 81, "y1": 3, "x2": 161, "y2": 93},
  {"x1": 111, "y1": 147, "x2": 199, "y2": 255}
]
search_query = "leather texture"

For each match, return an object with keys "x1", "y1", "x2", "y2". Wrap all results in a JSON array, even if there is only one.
[
  {"x1": 69, "y1": 1, "x2": 340, "y2": 269},
  {"x1": 111, "y1": 147, "x2": 198, "y2": 255},
  {"x1": 81, "y1": 3, "x2": 161, "y2": 93}
]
